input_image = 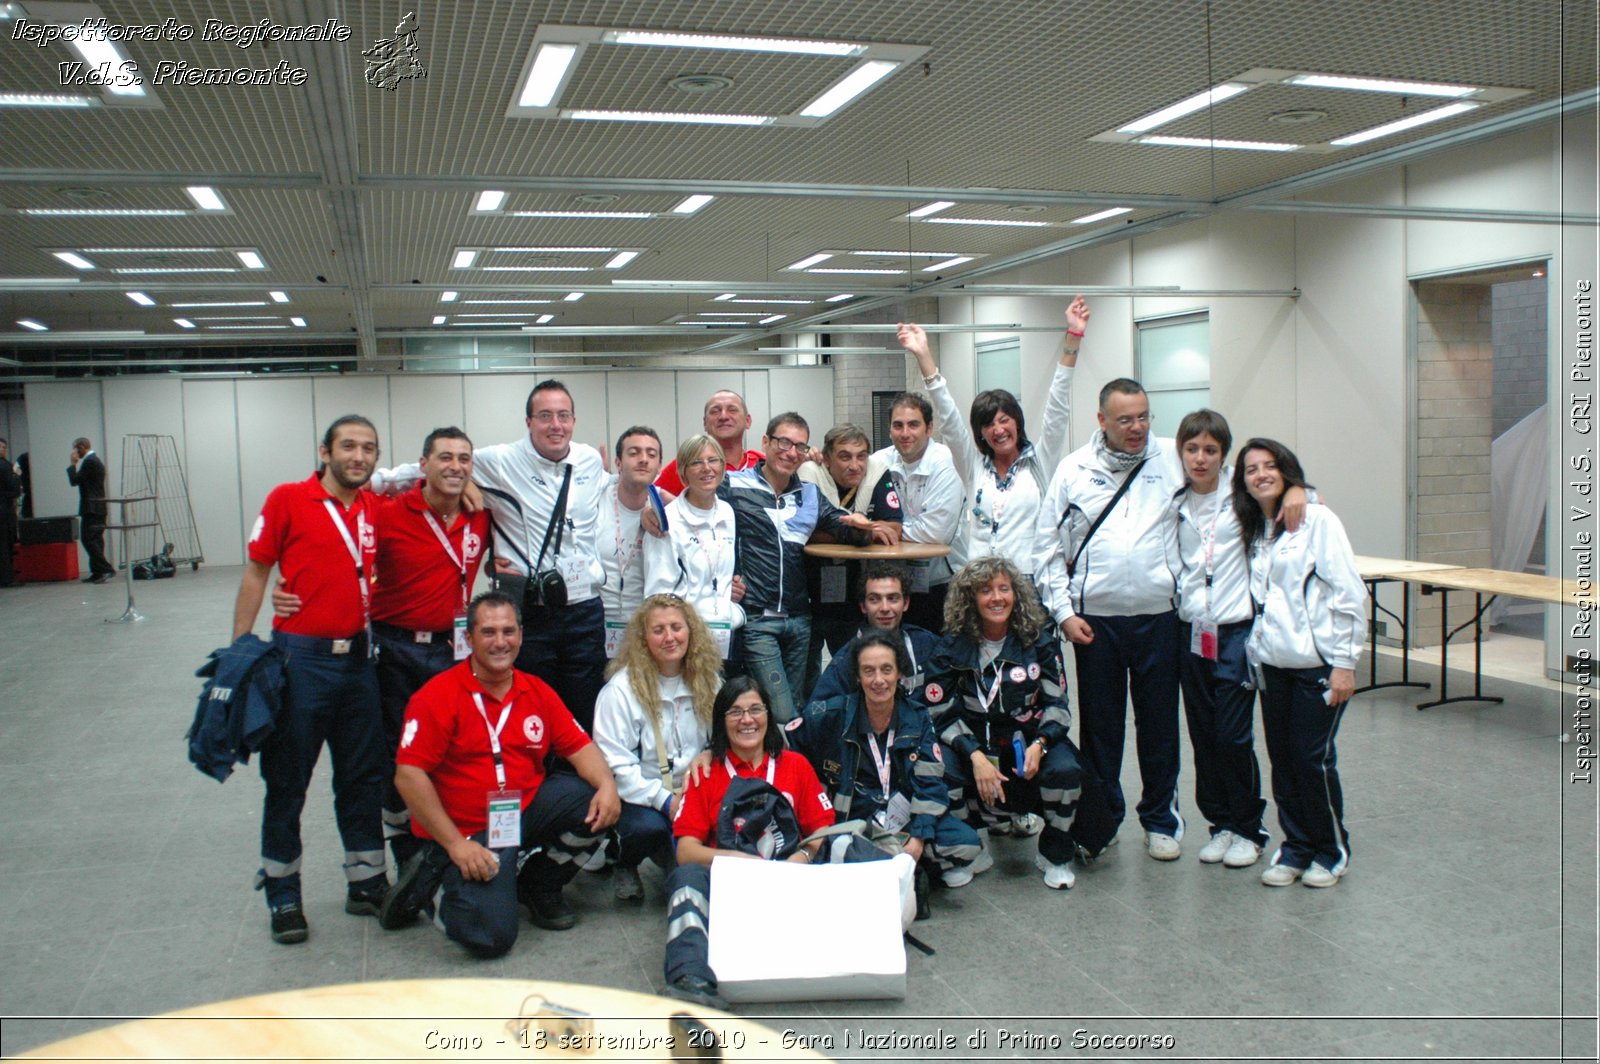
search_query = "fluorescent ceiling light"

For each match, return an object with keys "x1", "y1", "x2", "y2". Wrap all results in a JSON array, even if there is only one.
[
  {"x1": 1329, "y1": 102, "x2": 1479, "y2": 146},
  {"x1": 269, "y1": 291, "x2": 290, "y2": 303},
  {"x1": 511, "y1": 210, "x2": 655, "y2": 219},
  {"x1": 566, "y1": 110, "x2": 774, "y2": 126},
  {"x1": 456, "y1": 312, "x2": 550, "y2": 318},
  {"x1": 698, "y1": 312, "x2": 766, "y2": 317},
  {"x1": 440, "y1": 291, "x2": 458, "y2": 302},
  {"x1": 0, "y1": 93, "x2": 95, "y2": 107},
  {"x1": 482, "y1": 266, "x2": 591, "y2": 272},
  {"x1": 605, "y1": 250, "x2": 640, "y2": 269},
  {"x1": 171, "y1": 301, "x2": 267, "y2": 308},
  {"x1": 1116, "y1": 82, "x2": 1250, "y2": 134},
  {"x1": 672, "y1": 194, "x2": 715, "y2": 214},
  {"x1": 536, "y1": 314, "x2": 555, "y2": 324},
  {"x1": 16, "y1": 318, "x2": 47, "y2": 331},
  {"x1": 1287, "y1": 73, "x2": 1477, "y2": 97},
  {"x1": 801, "y1": 60, "x2": 899, "y2": 118},
  {"x1": 923, "y1": 217, "x2": 1051, "y2": 227},
  {"x1": 714, "y1": 293, "x2": 736, "y2": 301},
  {"x1": 192, "y1": 315, "x2": 278, "y2": 321},
  {"x1": 453, "y1": 250, "x2": 478, "y2": 268},
  {"x1": 1140, "y1": 135, "x2": 1300, "y2": 152},
  {"x1": 185, "y1": 186, "x2": 227, "y2": 211},
  {"x1": 463, "y1": 299, "x2": 552, "y2": 305},
  {"x1": 474, "y1": 190, "x2": 507, "y2": 211},
  {"x1": 173, "y1": 318, "x2": 195, "y2": 328},
  {"x1": 923, "y1": 256, "x2": 974, "y2": 271},
  {"x1": 114, "y1": 267, "x2": 238, "y2": 274},
  {"x1": 519, "y1": 43, "x2": 578, "y2": 107},
  {"x1": 453, "y1": 321, "x2": 522, "y2": 326},
  {"x1": 53, "y1": 251, "x2": 96, "y2": 270},
  {"x1": 1071, "y1": 207, "x2": 1134, "y2": 224},
  {"x1": 787, "y1": 253, "x2": 834, "y2": 270},
  {"x1": 809, "y1": 267, "x2": 904, "y2": 274},
  {"x1": 0, "y1": 277, "x2": 79, "y2": 288},
  {"x1": 432, "y1": 315, "x2": 447, "y2": 325},
  {"x1": 601, "y1": 31, "x2": 864, "y2": 57},
  {"x1": 758, "y1": 314, "x2": 787, "y2": 325},
  {"x1": 905, "y1": 201, "x2": 955, "y2": 218},
  {"x1": 727, "y1": 298, "x2": 814, "y2": 305},
  {"x1": 290, "y1": 317, "x2": 306, "y2": 327},
  {"x1": 207, "y1": 325, "x2": 288, "y2": 330},
  {"x1": 849, "y1": 250, "x2": 960, "y2": 258},
  {"x1": 826, "y1": 293, "x2": 854, "y2": 302},
  {"x1": 236, "y1": 250, "x2": 266, "y2": 269},
  {"x1": 83, "y1": 246, "x2": 219, "y2": 253},
  {"x1": 494, "y1": 246, "x2": 614, "y2": 253},
  {"x1": 125, "y1": 292, "x2": 156, "y2": 306},
  {"x1": 22, "y1": 208, "x2": 186, "y2": 216},
  {"x1": 563, "y1": 292, "x2": 585, "y2": 301},
  {"x1": 64, "y1": 32, "x2": 144, "y2": 97}
]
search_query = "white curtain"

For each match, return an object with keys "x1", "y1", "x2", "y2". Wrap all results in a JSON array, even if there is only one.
[{"x1": 1490, "y1": 404, "x2": 1548, "y2": 621}]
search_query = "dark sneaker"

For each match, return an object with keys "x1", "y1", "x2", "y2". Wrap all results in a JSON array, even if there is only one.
[
  {"x1": 379, "y1": 851, "x2": 427, "y2": 930},
  {"x1": 345, "y1": 874, "x2": 389, "y2": 917},
  {"x1": 614, "y1": 864, "x2": 644, "y2": 901},
  {"x1": 270, "y1": 902, "x2": 309, "y2": 944},
  {"x1": 663, "y1": 974, "x2": 726, "y2": 1010},
  {"x1": 522, "y1": 889, "x2": 578, "y2": 931}
]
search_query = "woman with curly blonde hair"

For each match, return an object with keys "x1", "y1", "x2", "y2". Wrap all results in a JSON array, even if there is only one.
[
  {"x1": 592, "y1": 594, "x2": 722, "y2": 900},
  {"x1": 925, "y1": 556, "x2": 1088, "y2": 890}
]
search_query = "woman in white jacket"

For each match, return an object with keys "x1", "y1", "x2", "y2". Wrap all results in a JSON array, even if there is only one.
[
  {"x1": 1234, "y1": 439, "x2": 1367, "y2": 890},
  {"x1": 642, "y1": 434, "x2": 744, "y2": 662},
  {"x1": 592, "y1": 593, "x2": 721, "y2": 900}
]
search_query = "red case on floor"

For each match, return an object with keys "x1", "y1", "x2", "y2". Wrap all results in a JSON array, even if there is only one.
[{"x1": 16, "y1": 542, "x2": 81, "y2": 582}]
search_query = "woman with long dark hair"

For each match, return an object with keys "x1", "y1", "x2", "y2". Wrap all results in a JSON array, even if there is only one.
[{"x1": 1233, "y1": 438, "x2": 1366, "y2": 889}]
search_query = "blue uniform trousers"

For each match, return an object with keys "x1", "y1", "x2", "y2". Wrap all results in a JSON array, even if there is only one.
[
  {"x1": 1179, "y1": 620, "x2": 1268, "y2": 847},
  {"x1": 375, "y1": 625, "x2": 457, "y2": 864},
  {"x1": 1259, "y1": 664, "x2": 1350, "y2": 873}
]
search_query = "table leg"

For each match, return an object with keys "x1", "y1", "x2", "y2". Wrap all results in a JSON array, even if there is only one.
[
  {"x1": 1417, "y1": 587, "x2": 1502, "y2": 711},
  {"x1": 1355, "y1": 576, "x2": 1429, "y2": 695}
]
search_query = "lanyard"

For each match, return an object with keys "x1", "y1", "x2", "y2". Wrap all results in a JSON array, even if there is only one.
[
  {"x1": 865, "y1": 727, "x2": 895, "y2": 800},
  {"x1": 612, "y1": 492, "x2": 643, "y2": 592},
  {"x1": 322, "y1": 499, "x2": 370, "y2": 623},
  {"x1": 725, "y1": 754, "x2": 777, "y2": 784},
  {"x1": 471, "y1": 691, "x2": 515, "y2": 791},
  {"x1": 423, "y1": 508, "x2": 470, "y2": 609},
  {"x1": 1182, "y1": 493, "x2": 1226, "y2": 612},
  {"x1": 902, "y1": 633, "x2": 920, "y2": 680},
  {"x1": 689, "y1": 523, "x2": 730, "y2": 595}
]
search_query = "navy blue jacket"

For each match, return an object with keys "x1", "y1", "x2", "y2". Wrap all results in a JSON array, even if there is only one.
[
  {"x1": 186, "y1": 634, "x2": 286, "y2": 782},
  {"x1": 924, "y1": 628, "x2": 1072, "y2": 764},
  {"x1": 721, "y1": 461, "x2": 869, "y2": 616}
]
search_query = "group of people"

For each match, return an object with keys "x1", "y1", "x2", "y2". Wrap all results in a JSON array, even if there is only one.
[{"x1": 227, "y1": 293, "x2": 1368, "y2": 1007}]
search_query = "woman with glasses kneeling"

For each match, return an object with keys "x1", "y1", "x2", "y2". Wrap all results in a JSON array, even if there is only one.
[
  {"x1": 925, "y1": 556, "x2": 1086, "y2": 890},
  {"x1": 1234, "y1": 439, "x2": 1366, "y2": 890},
  {"x1": 592, "y1": 594, "x2": 721, "y2": 902},
  {"x1": 643, "y1": 434, "x2": 744, "y2": 663},
  {"x1": 660, "y1": 676, "x2": 834, "y2": 1008}
]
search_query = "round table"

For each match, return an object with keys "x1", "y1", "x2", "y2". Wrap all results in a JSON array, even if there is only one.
[
  {"x1": 21, "y1": 979, "x2": 833, "y2": 1061},
  {"x1": 802, "y1": 541, "x2": 950, "y2": 560}
]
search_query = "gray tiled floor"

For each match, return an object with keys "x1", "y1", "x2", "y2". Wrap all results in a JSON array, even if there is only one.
[{"x1": 1, "y1": 566, "x2": 1595, "y2": 1060}]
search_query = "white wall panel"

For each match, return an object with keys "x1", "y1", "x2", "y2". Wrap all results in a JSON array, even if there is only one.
[
  {"x1": 24, "y1": 381, "x2": 103, "y2": 522},
  {"x1": 181, "y1": 380, "x2": 244, "y2": 566},
  {"x1": 235, "y1": 379, "x2": 317, "y2": 542},
  {"x1": 388, "y1": 374, "x2": 465, "y2": 463},
  {"x1": 562, "y1": 374, "x2": 611, "y2": 457},
  {"x1": 766, "y1": 368, "x2": 834, "y2": 446},
  {"x1": 102, "y1": 379, "x2": 185, "y2": 494},
  {"x1": 741, "y1": 371, "x2": 771, "y2": 443},
  {"x1": 674, "y1": 371, "x2": 732, "y2": 448},
  {"x1": 312, "y1": 376, "x2": 392, "y2": 460},
  {"x1": 463, "y1": 373, "x2": 539, "y2": 448},
  {"x1": 606, "y1": 371, "x2": 676, "y2": 457}
]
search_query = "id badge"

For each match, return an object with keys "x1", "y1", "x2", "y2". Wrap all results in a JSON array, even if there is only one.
[
  {"x1": 908, "y1": 560, "x2": 932, "y2": 593},
  {"x1": 881, "y1": 791, "x2": 912, "y2": 833},
  {"x1": 487, "y1": 789, "x2": 523, "y2": 849},
  {"x1": 452, "y1": 613, "x2": 470, "y2": 660},
  {"x1": 1191, "y1": 618, "x2": 1219, "y2": 661},
  {"x1": 556, "y1": 555, "x2": 590, "y2": 596},
  {"x1": 819, "y1": 564, "x2": 848, "y2": 604},
  {"x1": 707, "y1": 621, "x2": 733, "y2": 659},
  {"x1": 603, "y1": 621, "x2": 627, "y2": 659}
]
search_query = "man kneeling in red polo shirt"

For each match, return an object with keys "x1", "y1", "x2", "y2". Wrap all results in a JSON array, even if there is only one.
[{"x1": 380, "y1": 590, "x2": 620, "y2": 957}]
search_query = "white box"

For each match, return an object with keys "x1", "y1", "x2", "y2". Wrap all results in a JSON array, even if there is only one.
[{"x1": 706, "y1": 856, "x2": 908, "y2": 1002}]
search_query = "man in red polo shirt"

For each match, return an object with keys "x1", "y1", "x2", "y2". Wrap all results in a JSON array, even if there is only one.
[
  {"x1": 380, "y1": 590, "x2": 620, "y2": 957},
  {"x1": 654, "y1": 389, "x2": 763, "y2": 495},
  {"x1": 233, "y1": 414, "x2": 388, "y2": 945}
]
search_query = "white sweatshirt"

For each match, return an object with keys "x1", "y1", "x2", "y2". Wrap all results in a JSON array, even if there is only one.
[
  {"x1": 641, "y1": 493, "x2": 743, "y2": 628},
  {"x1": 592, "y1": 667, "x2": 711, "y2": 812},
  {"x1": 1174, "y1": 474, "x2": 1255, "y2": 625},
  {"x1": 1246, "y1": 503, "x2": 1367, "y2": 671}
]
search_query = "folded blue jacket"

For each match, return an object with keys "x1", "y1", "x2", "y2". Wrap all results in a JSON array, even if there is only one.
[{"x1": 186, "y1": 633, "x2": 286, "y2": 782}]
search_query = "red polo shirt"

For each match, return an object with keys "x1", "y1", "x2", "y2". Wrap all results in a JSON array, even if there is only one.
[
  {"x1": 248, "y1": 473, "x2": 374, "y2": 638},
  {"x1": 368, "y1": 487, "x2": 490, "y2": 631},
  {"x1": 397, "y1": 660, "x2": 593, "y2": 838},
  {"x1": 673, "y1": 749, "x2": 834, "y2": 845},
  {"x1": 655, "y1": 449, "x2": 764, "y2": 496}
]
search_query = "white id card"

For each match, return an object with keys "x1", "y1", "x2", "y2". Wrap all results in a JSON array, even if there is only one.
[
  {"x1": 1190, "y1": 618, "x2": 1219, "y2": 661},
  {"x1": 452, "y1": 613, "x2": 469, "y2": 660},
  {"x1": 880, "y1": 791, "x2": 912, "y2": 833},
  {"x1": 707, "y1": 621, "x2": 733, "y2": 659},
  {"x1": 556, "y1": 554, "x2": 591, "y2": 597},
  {"x1": 604, "y1": 621, "x2": 627, "y2": 658},
  {"x1": 486, "y1": 789, "x2": 522, "y2": 849},
  {"x1": 819, "y1": 564, "x2": 848, "y2": 604},
  {"x1": 908, "y1": 559, "x2": 932, "y2": 593}
]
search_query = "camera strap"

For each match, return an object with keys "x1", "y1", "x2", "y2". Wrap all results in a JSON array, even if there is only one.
[{"x1": 531, "y1": 464, "x2": 573, "y2": 572}]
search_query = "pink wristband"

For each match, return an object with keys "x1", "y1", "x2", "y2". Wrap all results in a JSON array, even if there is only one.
[{"x1": 1066, "y1": 329, "x2": 1084, "y2": 338}]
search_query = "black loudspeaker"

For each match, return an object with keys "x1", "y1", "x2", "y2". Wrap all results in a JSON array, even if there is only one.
[{"x1": 19, "y1": 516, "x2": 79, "y2": 544}]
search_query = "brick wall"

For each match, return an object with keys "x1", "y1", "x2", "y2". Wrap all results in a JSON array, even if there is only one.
[{"x1": 1491, "y1": 277, "x2": 1548, "y2": 570}]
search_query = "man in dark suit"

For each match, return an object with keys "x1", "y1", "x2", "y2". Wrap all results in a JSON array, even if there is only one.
[
  {"x1": 0, "y1": 437, "x2": 20, "y2": 587},
  {"x1": 68, "y1": 436, "x2": 114, "y2": 583}
]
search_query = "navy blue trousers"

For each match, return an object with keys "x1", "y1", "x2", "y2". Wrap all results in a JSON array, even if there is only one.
[
  {"x1": 515, "y1": 597, "x2": 606, "y2": 733},
  {"x1": 1179, "y1": 620, "x2": 1268, "y2": 846},
  {"x1": 1259, "y1": 664, "x2": 1350, "y2": 872},
  {"x1": 1073, "y1": 610, "x2": 1183, "y2": 837},
  {"x1": 375, "y1": 626, "x2": 457, "y2": 863}
]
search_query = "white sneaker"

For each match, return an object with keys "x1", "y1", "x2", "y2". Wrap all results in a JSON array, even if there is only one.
[
  {"x1": 943, "y1": 847, "x2": 993, "y2": 887},
  {"x1": 1145, "y1": 831, "x2": 1181, "y2": 861},
  {"x1": 1197, "y1": 831, "x2": 1236, "y2": 864},
  {"x1": 1223, "y1": 836, "x2": 1263, "y2": 868},
  {"x1": 1035, "y1": 853, "x2": 1076, "y2": 890},
  {"x1": 1260, "y1": 862, "x2": 1303, "y2": 887},
  {"x1": 1301, "y1": 862, "x2": 1343, "y2": 888}
]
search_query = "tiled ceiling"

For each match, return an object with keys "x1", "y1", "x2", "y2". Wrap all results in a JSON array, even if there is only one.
[{"x1": 0, "y1": 0, "x2": 1590, "y2": 359}]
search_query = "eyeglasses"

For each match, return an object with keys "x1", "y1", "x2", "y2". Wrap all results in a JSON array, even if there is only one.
[
  {"x1": 724, "y1": 706, "x2": 768, "y2": 721},
  {"x1": 531, "y1": 410, "x2": 574, "y2": 425},
  {"x1": 686, "y1": 456, "x2": 725, "y2": 470},
  {"x1": 1112, "y1": 413, "x2": 1152, "y2": 429},
  {"x1": 766, "y1": 434, "x2": 807, "y2": 455}
]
